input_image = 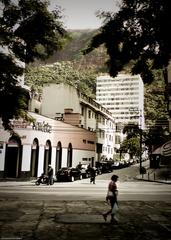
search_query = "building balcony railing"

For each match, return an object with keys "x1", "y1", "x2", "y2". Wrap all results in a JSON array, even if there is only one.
[{"x1": 78, "y1": 91, "x2": 113, "y2": 118}]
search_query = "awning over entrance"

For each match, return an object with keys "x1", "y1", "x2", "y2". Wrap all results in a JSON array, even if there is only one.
[
  {"x1": 152, "y1": 147, "x2": 161, "y2": 155},
  {"x1": 161, "y1": 140, "x2": 171, "y2": 156}
]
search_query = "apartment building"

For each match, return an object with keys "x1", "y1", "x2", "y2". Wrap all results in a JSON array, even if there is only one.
[
  {"x1": 96, "y1": 74, "x2": 144, "y2": 150},
  {"x1": 40, "y1": 83, "x2": 115, "y2": 161}
]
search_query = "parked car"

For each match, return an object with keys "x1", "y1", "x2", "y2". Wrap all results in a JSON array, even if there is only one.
[
  {"x1": 96, "y1": 161, "x2": 113, "y2": 173},
  {"x1": 93, "y1": 166, "x2": 101, "y2": 175},
  {"x1": 112, "y1": 161, "x2": 121, "y2": 169},
  {"x1": 104, "y1": 162, "x2": 114, "y2": 173},
  {"x1": 119, "y1": 160, "x2": 128, "y2": 168},
  {"x1": 95, "y1": 162, "x2": 103, "y2": 174},
  {"x1": 56, "y1": 167, "x2": 82, "y2": 182},
  {"x1": 76, "y1": 164, "x2": 90, "y2": 178},
  {"x1": 128, "y1": 159, "x2": 134, "y2": 165}
]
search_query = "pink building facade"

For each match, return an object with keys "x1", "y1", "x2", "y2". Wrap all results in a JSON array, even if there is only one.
[{"x1": 0, "y1": 112, "x2": 96, "y2": 179}]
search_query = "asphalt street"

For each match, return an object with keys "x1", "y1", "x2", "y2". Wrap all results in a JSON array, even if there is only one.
[
  {"x1": 0, "y1": 198, "x2": 171, "y2": 240},
  {"x1": 0, "y1": 180, "x2": 171, "y2": 201},
  {"x1": 0, "y1": 163, "x2": 171, "y2": 240}
]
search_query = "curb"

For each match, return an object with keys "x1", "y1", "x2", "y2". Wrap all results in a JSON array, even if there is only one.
[{"x1": 135, "y1": 176, "x2": 171, "y2": 184}]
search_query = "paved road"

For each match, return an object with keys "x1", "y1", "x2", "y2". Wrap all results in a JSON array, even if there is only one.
[
  {"x1": 0, "y1": 164, "x2": 171, "y2": 240},
  {"x1": 0, "y1": 179, "x2": 171, "y2": 201},
  {"x1": 0, "y1": 198, "x2": 171, "y2": 240}
]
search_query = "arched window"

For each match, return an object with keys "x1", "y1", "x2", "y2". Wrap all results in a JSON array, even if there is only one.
[
  {"x1": 44, "y1": 140, "x2": 52, "y2": 175},
  {"x1": 56, "y1": 141, "x2": 62, "y2": 173},
  {"x1": 30, "y1": 138, "x2": 39, "y2": 177}
]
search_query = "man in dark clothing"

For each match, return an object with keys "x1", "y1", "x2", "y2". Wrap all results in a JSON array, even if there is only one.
[
  {"x1": 47, "y1": 165, "x2": 54, "y2": 185},
  {"x1": 89, "y1": 167, "x2": 96, "y2": 184}
]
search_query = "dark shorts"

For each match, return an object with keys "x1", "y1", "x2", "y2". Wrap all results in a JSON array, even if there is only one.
[{"x1": 108, "y1": 196, "x2": 117, "y2": 208}]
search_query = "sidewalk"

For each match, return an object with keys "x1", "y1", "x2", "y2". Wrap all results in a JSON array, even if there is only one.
[
  {"x1": 136, "y1": 167, "x2": 171, "y2": 184},
  {"x1": 0, "y1": 199, "x2": 171, "y2": 240}
]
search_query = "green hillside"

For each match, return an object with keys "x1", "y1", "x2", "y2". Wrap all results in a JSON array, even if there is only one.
[
  {"x1": 26, "y1": 29, "x2": 168, "y2": 128},
  {"x1": 36, "y1": 29, "x2": 108, "y2": 72}
]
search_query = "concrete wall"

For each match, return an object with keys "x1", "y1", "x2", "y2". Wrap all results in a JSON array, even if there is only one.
[{"x1": 41, "y1": 83, "x2": 80, "y2": 119}]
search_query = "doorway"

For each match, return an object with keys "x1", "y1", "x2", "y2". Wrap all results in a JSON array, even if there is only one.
[{"x1": 4, "y1": 136, "x2": 22, "y2": 178}]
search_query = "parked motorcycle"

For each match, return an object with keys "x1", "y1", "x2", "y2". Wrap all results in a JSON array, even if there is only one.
[{"x1": 35, "y1": 173, "x2": 49, "y2": 185}]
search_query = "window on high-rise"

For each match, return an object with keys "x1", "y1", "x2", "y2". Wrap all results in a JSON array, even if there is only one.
[
  {"x1": 88, "y1": 110, "x2": 91, "y2": 118},
  {"x1": 81, "y1": 107, "x2": 84, "y2": 116}
]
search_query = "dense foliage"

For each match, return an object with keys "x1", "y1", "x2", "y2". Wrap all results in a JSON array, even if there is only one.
[
  {"x1": 144, "y1": 70, "x2": 169, "y2": 127},
  {"x1": 120, "y1": 136, "x2": 141, "y2": 158},
  {"x1": 83, "y1": 0, "x2": 170, "y2": 84},
  {"x1": 0, "y1": 0, "x2": 68, "y2": 130},
  {"x1": 35, "y1": 29, "x2": 108, "y2": 73},
  {"x1": 26, "y1": 27, "x2": 169, "y2": 127},
  {"x1": 25, "y1": 61, "x2": 97, "y2": 98}
]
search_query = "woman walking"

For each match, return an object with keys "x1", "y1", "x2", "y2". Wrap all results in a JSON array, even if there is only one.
[{"x1": 102, "y1": 174, "x2": 119, "y2": 224}]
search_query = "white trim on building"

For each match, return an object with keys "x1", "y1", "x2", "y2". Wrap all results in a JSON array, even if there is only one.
[{"x1": 0, "y1": 112, "x2": 96, "y2": 179}]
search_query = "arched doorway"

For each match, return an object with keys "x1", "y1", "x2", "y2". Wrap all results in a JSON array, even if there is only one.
[
  {"x1": 30, "y1": 138, "x2": 39, "y2": 177},
  {"x1": 56, "y1": 141, "x2": 62, "y2": 173},
  {"x1": 4, "y1": 135, "x2": 22, "y2": 178},
  {"x1": 67, "y1": 143, "x2": 72, "y2": 167},
  {"x1": 44, "y1": 140, "x2": 52, "y2": 175}
]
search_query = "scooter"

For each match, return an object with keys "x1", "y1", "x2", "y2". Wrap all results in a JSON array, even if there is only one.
[{"x1": 35, "y1": 173, "x2": 48, "y2": 185}]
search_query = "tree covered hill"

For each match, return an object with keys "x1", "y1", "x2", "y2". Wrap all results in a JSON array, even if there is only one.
[
  {"x1": 26, "y1": 29, "x2": 168, "y2": 128},
  {"x1": 26, "y1": 29, "x2": 109, "y2": 98},
  {"x1": 34, "y1": 29, "x2": 108, "y2": 72}
]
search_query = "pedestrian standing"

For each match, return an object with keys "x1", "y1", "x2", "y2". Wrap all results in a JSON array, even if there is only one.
[
  {"x1": 102, "y1": 174, "x2": 119, "y2": 224},
  {"x1": 47, "y1": 165, "x2": 54, "y2": 185},
  {"x1": 89, "y1": 167, "x2": 96, "y2": 184}
]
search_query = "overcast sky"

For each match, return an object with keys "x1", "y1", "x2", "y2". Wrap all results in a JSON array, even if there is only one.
[{"x1": 49, "y1": 0, "x2": 120, "y2": 30}]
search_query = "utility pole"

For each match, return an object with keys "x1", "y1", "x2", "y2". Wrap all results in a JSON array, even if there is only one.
[{"x1": 139, "y1": 128, "x2": 143, "y2": 174}]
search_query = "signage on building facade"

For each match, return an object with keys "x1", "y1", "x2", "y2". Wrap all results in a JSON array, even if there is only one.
[
  {"x1": 10, "y1": 119, "x2": 52, "y2": 133},
  {"x1": 32, "y1": 121, "x2": 52, "y2": 133}
]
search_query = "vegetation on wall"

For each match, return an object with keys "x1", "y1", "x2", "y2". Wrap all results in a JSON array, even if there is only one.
[{"x1": 25, "y1": 61, "x2": 97, "y2": 98}]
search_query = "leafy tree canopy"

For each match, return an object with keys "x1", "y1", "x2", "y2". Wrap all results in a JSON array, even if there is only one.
[
  {"x1": 25, "y1": 61, "x2": 97, "y2": 98},
  {"x1": 144, "y1": 69, "x2": 169, "y2": 127},
  {"x1": 0, "y1": 0, "x2": 68, "y2": 130},
  {"x1": 123, "y1": 123, "x2": 140, "y2": 138},
  {"x1": 120, "y1": 136, "x2": 141, "y2": 158},
  {"x1": 83, "y1": 0, "x2": 170, "y2": 84}
]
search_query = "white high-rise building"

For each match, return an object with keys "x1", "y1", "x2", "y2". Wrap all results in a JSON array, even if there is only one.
[{"x1": 96, "y1": 74, "x2": 144, "y2": 151}]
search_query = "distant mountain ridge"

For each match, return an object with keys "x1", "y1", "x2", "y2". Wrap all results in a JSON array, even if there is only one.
[
  {"x1": 37, "y1": 29, "x2": 108, "y2": 72},
  {"x1": 27, "y1": 30, "x2": 168, "y2": 128}
]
